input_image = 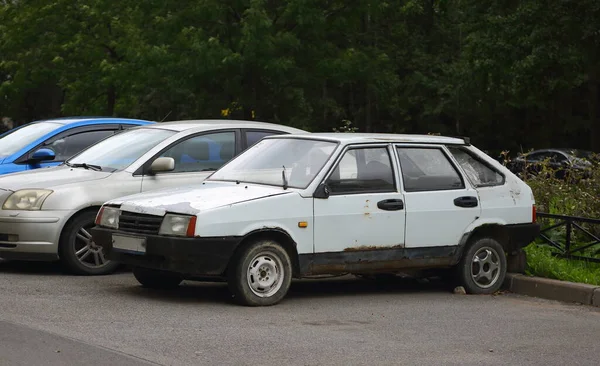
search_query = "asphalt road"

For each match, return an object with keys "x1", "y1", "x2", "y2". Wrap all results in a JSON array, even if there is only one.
[{"x1": 0, "y1": 261, "x2": 599, "y2": 366}]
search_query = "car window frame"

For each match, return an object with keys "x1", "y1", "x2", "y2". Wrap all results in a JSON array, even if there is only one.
[
  {"x1": 445, "y1": 145, "x2": 506, "y2": 188},
  {"x1": 134, "y1": 128, "x2": 241, "y2": 176},
  {"x1": 14, "y1": 124, "x2": 120, "y2": 165},
  {"x1": 394, "y1": 144, "x2": 467, "y2": 193},
  {"x1": 242, "y1": 128, "x2": 286, "y2": 150},
  {"x1": 319, "y1": 143, "x2": 399, "y2": 196}
]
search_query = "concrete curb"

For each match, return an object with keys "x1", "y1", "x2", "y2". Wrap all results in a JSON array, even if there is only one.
[{"x1": 503, "y1": 273, "x2": 600, "y2": 307}]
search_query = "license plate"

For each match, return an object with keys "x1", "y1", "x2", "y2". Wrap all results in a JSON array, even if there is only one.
[{"x1": 112, "y1": 234, "x2": 147, "y2": 254}]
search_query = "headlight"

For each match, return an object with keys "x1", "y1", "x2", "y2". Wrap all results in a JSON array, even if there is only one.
[
  {"x1": 96, "y1": 206, "x2": 120, "y2": 229},
  {"x1": 159, "y1": 214, "x2": 196, "y2": 237},
  {"x1": 2, "y1": 189, "x2": 53, "y2": 210}
]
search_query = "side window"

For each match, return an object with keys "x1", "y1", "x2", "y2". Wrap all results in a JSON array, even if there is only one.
[
  {"x1": 447, "y1": 147, "x2": 504, "y2": 187},
  {"x1": 526, "y1": 152, "x2": 550, "y2": 162},
  {"x1": 326, "y1": 147, "x2": 395, "y2": 194},
  {"x1": 47, "y1": 130, "x2": 114, "y2": 161},
  {"x1": 397, "y1": 147, "x2": 464, "y2": 192},
  {"x1": 246, "y1": 130, "x2": 281, "y2": 148},
  {"x1": 159, "y1": 131, "x2": 235, "y2": 173}
]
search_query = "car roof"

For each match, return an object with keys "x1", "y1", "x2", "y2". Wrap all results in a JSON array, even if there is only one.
[
  {"x1": 141, "y1": 119, "x2": 306, "y2": 133},
  {"x1": 267, "y1": 132, "x2": 468, "y2": 145},
  {"x1": 33, "y1": 117, "x2": 153, "y2": 126}
]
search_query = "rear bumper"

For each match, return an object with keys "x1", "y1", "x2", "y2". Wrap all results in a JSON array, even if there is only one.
[
  {"x1": 506, "y1": 223, "x2": 540, "y2": 252},
  {"x1": 91, "y1": 227, "x2": 241, "y2": 276}
]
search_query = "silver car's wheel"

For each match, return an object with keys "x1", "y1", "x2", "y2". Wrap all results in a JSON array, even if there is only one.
[
  {"x1": 59, "y1": 210, "x2": 119, "y2": 275},
  {"x1": 74, "y1": 224, "x2": 108, "y2": 268}
]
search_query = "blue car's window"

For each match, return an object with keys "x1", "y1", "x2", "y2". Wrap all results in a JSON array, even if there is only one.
[
  {"x1": 68, "y1": 128, "x2": 176, "y2": 171},
  {"x1": 160, "y1": 131, "x2": 236, "y2": 173},
  {"x1": 0, "y1": 122, "x2": 62, "y2": 157},
  {"x1": 48, "y1": 130, "x2": 115, "y2": 161}
]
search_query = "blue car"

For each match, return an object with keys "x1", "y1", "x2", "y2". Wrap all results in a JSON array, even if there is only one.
[{"x1": 0, "y1": 117, "x2": 154, "y2": 175}]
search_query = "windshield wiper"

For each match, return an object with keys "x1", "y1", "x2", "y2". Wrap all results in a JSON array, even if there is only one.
[
  {"x1": 282, "y1": 165, "x2": 288, "y2": 190},
  {"x1": 65, "y1": 161, "x2": 102, "y2": 171}
]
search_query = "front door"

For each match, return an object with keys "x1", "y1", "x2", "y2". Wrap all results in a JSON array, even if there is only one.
[
  {"x1": 395, "y1": 145, "x2": 481, "y2": 248},
  {"x1": 141, "y1": 131, "x2": 237, "y2": 192},
  {"x1": 313, "y1": 145, "x2": 406, "y2": 253}
]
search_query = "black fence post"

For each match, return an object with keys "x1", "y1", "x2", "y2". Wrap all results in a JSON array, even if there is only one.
[{"x1": 565, "y1": 219, "x2": 572, "y2": 256}]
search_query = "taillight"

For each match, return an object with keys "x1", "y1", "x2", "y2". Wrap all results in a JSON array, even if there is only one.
[
  {"x1": 532, "y1": 205, "x2": 537, "y2": 223},
  {"x1": 186, "y1": 216, "x2": 197, "y2": 237},
  {"x1": 95, "y1": 207, "x2": 105, "y2": 225}
]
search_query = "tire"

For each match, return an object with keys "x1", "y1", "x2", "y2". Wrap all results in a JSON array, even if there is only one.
[
  {"x1": 132, "y1": 267, "x2": 183, "y2": 289},
  {"x1": 59, "y1": 210, "x2": 120, "y2": 275},
  {"x1": 227, "y1": 239, "x2": 293, "y2": 306},
  {"x1": 457, "y1": 237, "x2": 507, "y2": 294}
]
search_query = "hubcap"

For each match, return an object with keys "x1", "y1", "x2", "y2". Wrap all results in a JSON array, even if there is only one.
[
  {"x1": 246, "y1": 251, "x2": 284, "y2": 298},
  {"x1": 74, "y1": 224, "x2": 109, "y2": 268},
  {"x1": 471, "y1": 246, "x2": 501, "y2": 289}
]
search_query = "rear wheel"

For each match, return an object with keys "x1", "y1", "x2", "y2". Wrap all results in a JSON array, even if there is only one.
[
  {"x1": 59, "y1": 210, "x2": 119, "y2": 275},
  {"x1": 227, "y1": 239, "x2": 292, "y2": 306},
  {"x1": 457, "y1": 237, "x2": 506, "y2": 294},
  {"x1": 133, "y1": 267, "x2": 183, "y2": 289}
]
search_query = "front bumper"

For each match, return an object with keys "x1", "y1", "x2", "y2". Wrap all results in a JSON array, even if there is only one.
[
  {"x1": 91, "y1": 227, "x2": 241, "y2": 276},
  {"x1": 0, "y1": 210, "x2": 74, "y2": 260},
  {"x1": 506, "y1": 223, "x2": 541, "y2": 252}
]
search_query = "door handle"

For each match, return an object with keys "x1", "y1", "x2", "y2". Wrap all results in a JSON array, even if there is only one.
[
  {"x1": 454, "y1": 196, "x2": 478, "y2": 208},
  {"x1": 377, "y1": 199, "x2": 404, "y2": 211}
]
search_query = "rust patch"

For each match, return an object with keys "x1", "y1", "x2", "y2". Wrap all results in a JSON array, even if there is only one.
[{"x1": 344, "y1": 244, "x2": 404, "y2": 252}]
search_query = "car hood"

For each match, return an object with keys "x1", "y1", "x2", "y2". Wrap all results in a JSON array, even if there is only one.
[
  {"x1": 112, "y1": 182, "x2": 295, "y2": 216},
  {"x1": 0, "y1": 165, "x2": 111, "y2": 191}
]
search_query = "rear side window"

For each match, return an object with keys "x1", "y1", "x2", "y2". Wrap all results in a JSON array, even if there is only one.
[
  {"x1": 246, "y1": 130, "x2": 281, "y2": 147},
  {"x1": 396, "y1": 147, "x2": 464, "y2": 192},
  {"x1": 447, "y1": 147, "x2": 504, "y2": 187}
]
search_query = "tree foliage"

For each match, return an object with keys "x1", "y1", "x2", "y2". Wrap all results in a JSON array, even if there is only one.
[{"x1": 1, "y1": 0, "x2": 599, "y2": 153}]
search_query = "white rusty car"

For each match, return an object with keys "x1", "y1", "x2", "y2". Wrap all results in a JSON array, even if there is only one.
[{"x1": 93, "y1": 133, "x2": 540, "y2": 305}]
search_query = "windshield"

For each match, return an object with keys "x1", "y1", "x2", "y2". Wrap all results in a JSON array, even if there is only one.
[
  {"x1": 67, "y1": 128, "x2": 176, "y2": 171},
  {"x1": 0, "y1": 122, "x2": 62, "y2": 156},
  {"x1": 209, "y1": 138, "x2": 338, "y2": 189}
]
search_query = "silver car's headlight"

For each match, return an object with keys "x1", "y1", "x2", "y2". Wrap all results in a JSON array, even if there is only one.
[
  {"x1": 2, "y1": 189, "x2": 53, "y2": 210},
  {"x1": 96, "y1": 206, "x2": 120, "y2": 229},
  {"x1": 159, "y1": 214, "x2": 196, "y2": 237}
]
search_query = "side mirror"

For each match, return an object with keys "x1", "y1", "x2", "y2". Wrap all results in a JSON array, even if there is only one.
[
  {"x1": 149, "y1": 157, "x2": 175, "y2": 174},
  {"x1": 313, "y1": 182, "x2": 330, "y2": 199},
  {"x1": 30, "y1": 148, "x2": 56, "y2": 162}
]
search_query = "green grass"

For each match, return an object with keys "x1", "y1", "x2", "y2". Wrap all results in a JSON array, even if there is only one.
[{"x1": 524, "y1": 243, "x2": 600, "y2": 286}]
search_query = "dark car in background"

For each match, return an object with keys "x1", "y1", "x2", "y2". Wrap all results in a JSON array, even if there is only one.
[{"x1": 507, "y1": 148, "x2": 597, "y2": 179}]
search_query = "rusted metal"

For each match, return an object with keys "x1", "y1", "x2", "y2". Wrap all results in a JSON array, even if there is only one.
[
  {"x1": 299, "y1": 246, "x2": 460, "y2": 276},
  {"x1": 343, "y1": 244, "x2": 404, "y2": 252}
]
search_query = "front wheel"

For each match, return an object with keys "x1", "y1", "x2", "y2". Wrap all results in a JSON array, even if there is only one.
[
  {"x1": 59, "y1": 210, "x2": 119, "y2": 275},
  {"x1": 457, "y1": 237, "x2": 506, "y2": 294},
  {"x1": 227, "y1": 239, "x2": 292, "y2": 306},
  {"x1": 133, "y1": 267, "x2": 183, "y2": 289}
]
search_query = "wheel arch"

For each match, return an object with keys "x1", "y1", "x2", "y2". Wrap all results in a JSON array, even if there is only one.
[
  {"x1": 226, "y1": 227, "x2": 301, "y2": 277},
  {"x1": 58, "y1": 205, "x2": 103, "y2": 247}
]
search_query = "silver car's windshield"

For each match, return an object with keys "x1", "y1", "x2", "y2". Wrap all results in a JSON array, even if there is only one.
[
  {"x1": 67, "y1": 128, "x2": 176, "y2": 171},
  {"x1": 0, "y1": 122, "x2": 62, "y2": 156},
  {"x1": 209, "y1": 138, "x2": 337, "y2": 189}
]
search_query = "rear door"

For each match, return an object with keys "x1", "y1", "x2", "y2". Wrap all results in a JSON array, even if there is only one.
[
  {"x1": 140, "y1": 130, "x2": 239, "y2": 192},
  {"x1": 395, "y1": 145, "x2": 481, "y2": 248}
]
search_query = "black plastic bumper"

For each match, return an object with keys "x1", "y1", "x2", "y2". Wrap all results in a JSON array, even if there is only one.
[
  {"x1": 506, "y1": 223, "x2": 540, "y2": 252},
  {"x1": 91, "y1": 227, "x2": 241, "y2": 276}
]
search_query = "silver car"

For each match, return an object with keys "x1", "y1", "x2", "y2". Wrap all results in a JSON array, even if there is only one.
[{"x1": 0, "y1": 120, "x2": 305, "y2": 275}]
